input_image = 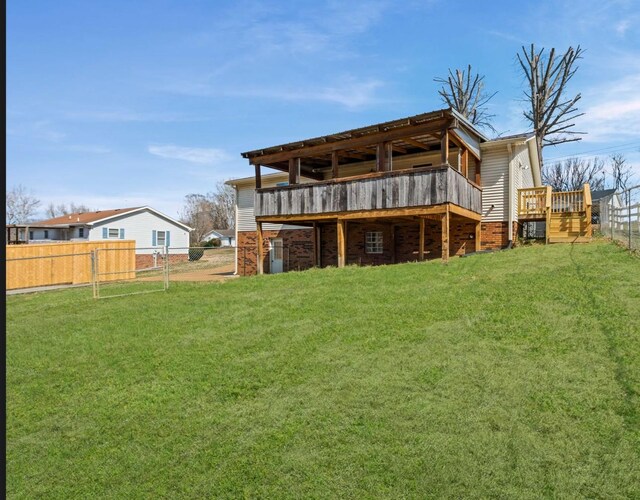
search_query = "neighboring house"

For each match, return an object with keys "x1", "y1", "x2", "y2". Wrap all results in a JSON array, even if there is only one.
[
  {"x1": 15, "y1": 206, "x2": 193, "y2": 267},
  {"x1": 202, "y1": 229, "x2": 236, "y2": 247},
  {"x1": 227, "y1": 107, "x2": 589, "y2": 276}
]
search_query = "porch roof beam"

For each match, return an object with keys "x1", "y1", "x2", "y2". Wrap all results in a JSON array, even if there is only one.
[{"x1": 249, "y1": 118, "x2": 452, "y2": 165}]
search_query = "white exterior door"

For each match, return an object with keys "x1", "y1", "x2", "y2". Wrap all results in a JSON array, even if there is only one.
[{"x1": 269, "y1": 238, "x2": 283, "y2": 274}]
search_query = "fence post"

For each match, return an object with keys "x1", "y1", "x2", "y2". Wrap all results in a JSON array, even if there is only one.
[{"x1": 629, "y1": 190, "x2": 632, "y2": 250}]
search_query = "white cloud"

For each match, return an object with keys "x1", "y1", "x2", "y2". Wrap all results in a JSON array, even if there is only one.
[
  {"x1": 148, "y1": 145, "x2": 232, "y2": 164},
  {"x1": 577, "y1": 73, "x2": 640, "y2": 142},
  {"x1": 615, "y1": 19, "x2": 631, "y2": 35}
]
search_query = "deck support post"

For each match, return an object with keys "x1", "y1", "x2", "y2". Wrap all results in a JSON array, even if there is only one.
[
  {"x1": 475, "y1": 220, "x2": 482, "y2": 252},
  {"x1": 337, "y1": 218, "x2": 346, "y2": 268},
  {"x1": 256, "y1": 222, "x2": 264, "y2": 275},
  {"x1": 288, "y1": 158, "x2": 300, "y2": 185},
  {"x1": 440, "y1": 128, "x2": 449, "y2": 165},
  {"x1": 441, "y1": 206, "x2": 449, "y2": 262},
  {"x1": 419, "y1": 218, "x2": 425, "y2": 261},
  {"x1": 255, "y1": 164, "x2": 262, "y2": 189},
  {"x1": 461, "y1": 148, "x2": 468, "y2": 178},
  {"x1": 312, "y1": 222, "x2": 320, "y2": 267}
]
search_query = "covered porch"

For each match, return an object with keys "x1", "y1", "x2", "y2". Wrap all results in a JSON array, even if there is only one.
[{"x1": 255, "y1": 203, "x2": 482, "y2": 274}]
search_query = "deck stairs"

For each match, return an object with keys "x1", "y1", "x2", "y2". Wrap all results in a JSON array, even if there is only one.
[{"x1": 518, "y1": 184, "x2": 592, "y2": 243}]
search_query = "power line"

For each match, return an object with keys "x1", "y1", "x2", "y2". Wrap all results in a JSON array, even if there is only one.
[{"x1": 544, "y1": 143, "x2": 640, "y2": 163}]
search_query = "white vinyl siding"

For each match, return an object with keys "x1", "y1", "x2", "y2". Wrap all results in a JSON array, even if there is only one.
[
  {"x1": 236, "y1": 176, "x2": 311, "y2": 232},
  {"x1": 90, "y1": 209, "x2": 190, "y2": 254},
  {"x1": 511, "y1": 144, "x2": 534, "y2": 223},
  {"x1": 479, "y1": 146, "x2": 509, "y2": 222}
]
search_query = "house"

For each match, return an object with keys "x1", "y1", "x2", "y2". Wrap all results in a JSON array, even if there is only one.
[
  {"x1": 227, "y1": 108, "x2": 590, "y2": 276},
  {"x1": 202, "y1": 229, "x2": 236, "y2": 247},
  {"x1": 13, "y1": 206, "x2": 193, "y2": 267}
]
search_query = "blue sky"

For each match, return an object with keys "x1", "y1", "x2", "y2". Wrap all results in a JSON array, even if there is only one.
[{"x1": 7, "y1": 0, "x2": 640, "y2": 219}]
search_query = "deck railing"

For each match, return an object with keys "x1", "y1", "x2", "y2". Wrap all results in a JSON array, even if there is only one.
[
  {"x1": 255, "y1": 165, "x2": 482, "y2": 218},
  {"x1": 518, "y1": 186, "x2": 551, "y2": 218},
  {"x1": 518, "y1": 184, "x2": 591, "y2": 218}
]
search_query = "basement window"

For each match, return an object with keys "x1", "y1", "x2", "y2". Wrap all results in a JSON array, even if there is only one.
[{"x1": 365, "y1": 231, "x2": 383, "y2": 254}]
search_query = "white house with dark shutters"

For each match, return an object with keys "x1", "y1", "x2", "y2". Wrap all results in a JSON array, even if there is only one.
[{"x1": 24, "y1": 206, "x2": 192, "y2": 254}]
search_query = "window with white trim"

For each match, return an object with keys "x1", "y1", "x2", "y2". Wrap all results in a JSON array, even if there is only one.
[
  {"x1": 108, "y1": 228, "x2": 119, "y2": 238},
  {"x1": 157, "y1": 231, "x2": 166, "y2": 247},
  {"x1": 365, "y1": 231, "x2": 383, "y2": 254}
]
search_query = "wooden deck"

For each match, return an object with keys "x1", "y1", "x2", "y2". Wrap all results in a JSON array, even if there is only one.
[
  {"x1": 518, "y1": 184, "x2": 592, "y2": 242},
  {"x1": 255, "y1": 165, "x2": 482, "y2": 220}
]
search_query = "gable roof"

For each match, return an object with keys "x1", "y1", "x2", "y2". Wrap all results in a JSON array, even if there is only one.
[
  {"x1": 206, "y1": 229, "x2": 235, "y2": 238},
  {"x1": 34, "y1": 206, "x2": 193, "y2": 231},
  {"x1": 590, "y1": 189, "x2": 616, "y2": 201},
  {"x1": 36, "y1": 207, "x2": 143, "y2": 226}
]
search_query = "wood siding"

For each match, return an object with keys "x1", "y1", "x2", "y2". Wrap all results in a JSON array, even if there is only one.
[{"x1": 255, "y1": 167, "x2": 481, "y2": 218}]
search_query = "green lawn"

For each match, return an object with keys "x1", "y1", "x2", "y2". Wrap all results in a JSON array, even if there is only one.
[{"x1": 6, "y1": 240, "x2": 640, "y2": 498}]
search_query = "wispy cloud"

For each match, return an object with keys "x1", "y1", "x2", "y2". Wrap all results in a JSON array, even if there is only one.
[
  {"x1": 615, "y1": 19, "x2": 631, "y2": 35},
  {"x1": 577, "y1": 73, "x2": 640, "y2": 142},
  {"x1": 161, "y1": 77, "x2": 385, "y2": 109},
  {"x1": 64, "y1": 110, "x2": 209, "y2": 123},
  {"x1": 62, "y1": 144, "x2": 111, "y2": 154},
  {"x1": 148, "y1": 144, "x2": 232, "y2": 164}
]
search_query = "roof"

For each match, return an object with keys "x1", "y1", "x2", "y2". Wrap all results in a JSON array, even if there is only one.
[
  {"x1": 590, "y1": 189, "x2": 616, "y2": 201},
  {"x1": 33, "y1": 206, "x2": 193, "y2": 231},
  {"x1": 35, "y1": 207, "x2": 143, "y2": 226},
  {"x1": 481, "y1": 132, "x2": 535, "y2": 147},
  {"x1": 241, "y1": 108, "x2": 489, "y2": 159},
  {"x1": 207, "y1": 229, "x2": 235, "y2": 238}
]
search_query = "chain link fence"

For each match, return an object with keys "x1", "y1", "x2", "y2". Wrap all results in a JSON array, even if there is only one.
[{"x1": 599, "y1": 184, "x2": 640, "y2": 251}]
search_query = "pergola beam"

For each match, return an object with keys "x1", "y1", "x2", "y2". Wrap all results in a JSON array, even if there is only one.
[{"x1": 248, "y1": 118, "x2": 451, "y2": 165}]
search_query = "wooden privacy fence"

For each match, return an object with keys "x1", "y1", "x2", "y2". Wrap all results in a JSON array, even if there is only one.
[{"x1": 5, "y1": 240, "x2": 136, "y2": 290}]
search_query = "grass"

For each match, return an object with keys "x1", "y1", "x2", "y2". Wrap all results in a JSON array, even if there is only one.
[{"x1": 6, "y1": 240, "x2": 640, "y2": 498}]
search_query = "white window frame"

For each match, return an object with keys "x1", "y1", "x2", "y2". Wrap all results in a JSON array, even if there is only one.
[
  {"x1": 365, "y1": 231, "x2": 383, "y2": 254},
  {"x1": 156, "y1": 230, "x2": 166, "y2": 247},
  {"x1": 108, "y1": 228, "x2": 120, "y2": 239}
]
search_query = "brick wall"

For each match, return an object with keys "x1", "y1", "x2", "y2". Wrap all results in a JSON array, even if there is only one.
[
  {"x1": 237, "y1": 219, "x2": 516, "y2": 275},
  {"x1": 236, "y1": 229, "x2": 315, "y2": 276},
  {"x1": 136, "y1": 253, "x2": 188, "y2": 269},
  {"x1": 481, "y1": 221, "x2": 521, "y2": 250}
]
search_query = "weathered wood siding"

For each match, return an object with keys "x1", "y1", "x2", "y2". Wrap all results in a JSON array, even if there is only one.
[{"x1": 255, "y1": 167, "x2": 481, "y2": 217}]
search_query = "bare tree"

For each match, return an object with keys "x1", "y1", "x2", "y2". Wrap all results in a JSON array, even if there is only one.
[
  {"x1": 435, "y1": 65, "x2": 497, "y2": 132},
  {"x1": 609, "y1": 154, "x2": 633, "y2": 192},
  {"x1": 6, "y1": 185, "x2": 41, "y2": 224},
  {"x1": 211, "y1": 181, "x2": 235, "y2": 230},
  {"x1": 517, "y1": 44, "x2": 585, "y2": 166},
  {"x1": 45, "y1": 202, "x2": 94, "y2": 218},
  {"x1": 543, "y1": 157, "x2": 605, "y2": 192},
  {"x1": 179, "y1": 182, "x2": 236, "y2": 245}
]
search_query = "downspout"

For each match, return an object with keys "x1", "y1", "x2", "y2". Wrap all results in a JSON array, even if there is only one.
[
  {"x1": 233, "y1": 185, "x2": 239, "y2": 276},
  {"x1": 507, "y1": 143, "x2": 515, "y2": 245}
]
